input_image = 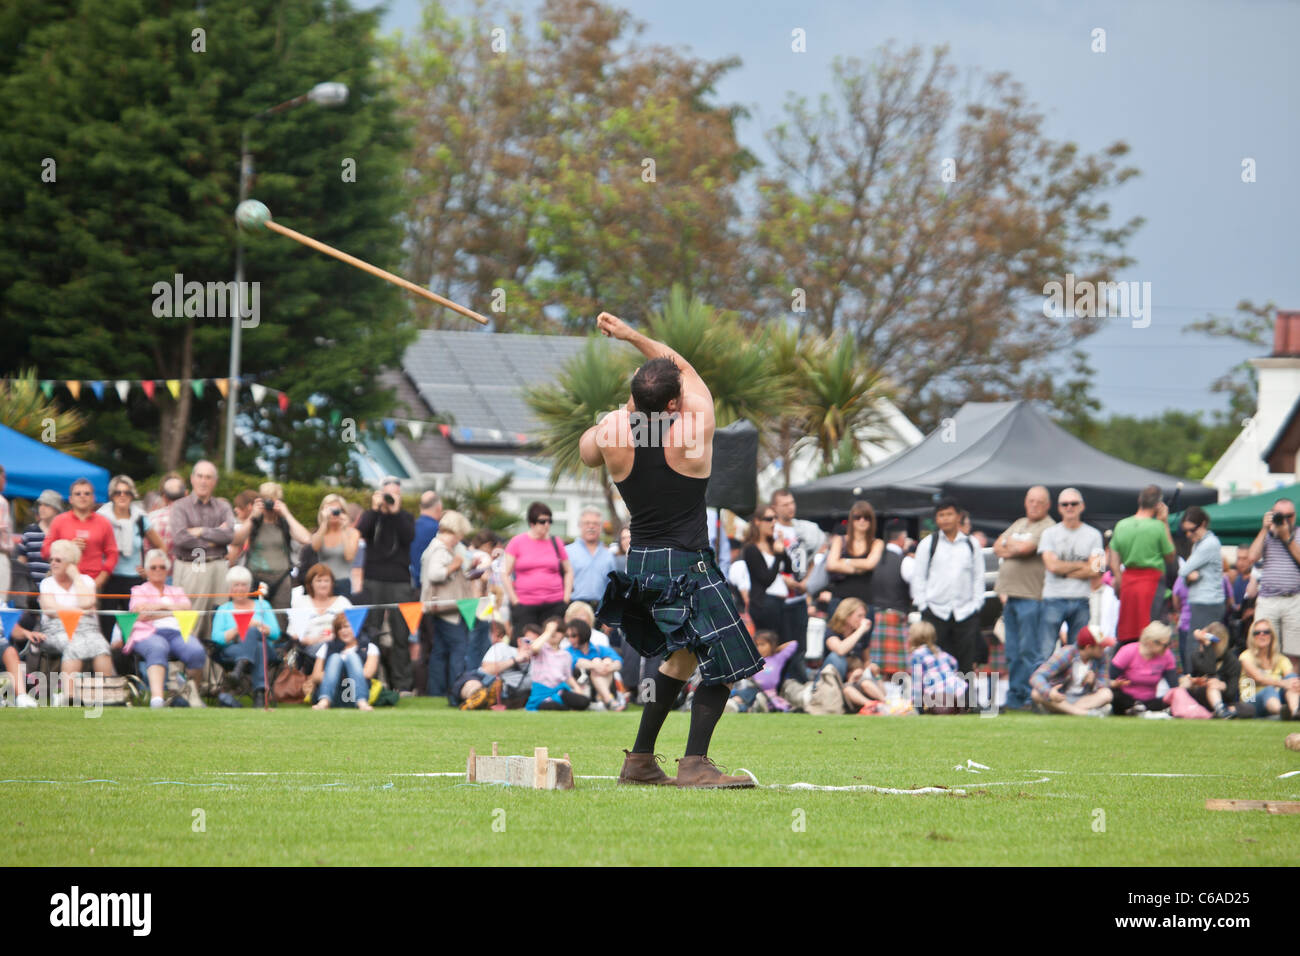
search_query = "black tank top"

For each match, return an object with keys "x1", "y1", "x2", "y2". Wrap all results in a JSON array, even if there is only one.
[
  {"x1": 830, "y1": 534, "x2": 874, "y2": 603},
  {"x1": 614, "y1": 418, "x2": 709, "y2": 551}
]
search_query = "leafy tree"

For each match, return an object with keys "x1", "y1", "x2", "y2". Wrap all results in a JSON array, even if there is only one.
[
  {"x1": 0, "y1": 369, "x2": 94, "y2": 460},
  {"x1": 1183, "y1": 300, "x2": 1276, "y2": 424},
  {"x1": 1048, "y1": 348, "x2": 1104, "y2": 445},
  {"x1": 752, "y1": 46, "x2": 1142, "y2": 431},
  {"x1": 442, "y1": 474, "x2": 518, "y2": 536},
  {"x1": 796, "y1": 334, "x2": 894, "y2": 473},
  {"x1": 1058, "y1": 409, "x2": 1238, "y2": 481},
  {"x1": 0, "y1": 0, "x2": 412, "y2": 477}
]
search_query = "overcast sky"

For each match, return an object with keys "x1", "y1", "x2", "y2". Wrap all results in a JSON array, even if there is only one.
[{"x1": 368, "y1": 0, "x2": 1300, "y2": 421}]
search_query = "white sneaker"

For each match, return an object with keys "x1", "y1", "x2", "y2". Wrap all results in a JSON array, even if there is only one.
[
  {"x1": 589, "y1": 700, "x2": 606, "y2": 712},
  {"x1": 16, "y1": 693, "x2": 38, "y2": 708},
  {"x1": 1141, "y1": 710, "x2": 1172, "y2": 719},
  {"x1": 52, "y1": 692, "x2": 66, "y2": 708}
]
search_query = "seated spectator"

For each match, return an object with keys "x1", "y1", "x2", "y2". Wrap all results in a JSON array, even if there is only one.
[
  {"x1": 288, "y1": 564, "x2": 353, "y2": 648},
  {"x1": 1181, "y1": 621, "x2": 1239, "y2": 719},
  {"x1": 310, "y1": 613, "x2": 377, "y2": 711},
  {"x1": 908, "y1": 619, "x2": 968, "y2": 713},
  {"x1": 727, "y1": 630, "x2": 794, "y2": 712},
  {"x1": 455, "y1": 620, "x2": 530, "y2": 710},
  {"x1": 1029, "y1": 625, "x2": 1115, "y2": 716},
  {"x1": 566, "y1": 619, "x2": 625, "y2": 710},
  {"x1": 126, "y1": 549, "x2": 205, "y2": 708},
  {"x1": 1108, "y1": 621, "x2": 1178, "y2": 715},
  {"x1": 1, "y1": 603, "x2": 38, "y2": 706},
  {"x1": 211, "y1": 565, "x2": 282, "y2": 708},
  {"x1": 1237, "y1": 618, "x2": 1299, "y2": 719},
  {"x1": 823, "y1": 598, "x2": 872, "y2": 680},
  {"x1": 36, "y1": 539, "x2": 115, "y2": 699},
  {"x1": 524, "y1": 617, "x2": 590, "y2": 711}
]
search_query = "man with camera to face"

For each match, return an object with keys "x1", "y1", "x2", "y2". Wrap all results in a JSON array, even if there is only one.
[
  {"x1": 1247, "y1": 497, "x2": 1300, "y2": 673},
  {"x1": 356, "y1": 477, "x2": 417, "y2": 693},
  {"x1": 230, "y1": 481, "x2": 311, "y2": 609}
]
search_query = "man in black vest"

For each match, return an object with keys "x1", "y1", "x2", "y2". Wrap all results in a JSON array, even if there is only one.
[
  {"x1": 871, "y1": 519, "x2": 915, "y2": 679},
  {"x1": 583, "y1": 311, "x2": 762, "y2": 789}
]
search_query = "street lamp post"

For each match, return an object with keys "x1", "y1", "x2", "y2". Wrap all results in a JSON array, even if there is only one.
[{"x1": 225, "y1": 82, "x2": 349, "y2": 472}]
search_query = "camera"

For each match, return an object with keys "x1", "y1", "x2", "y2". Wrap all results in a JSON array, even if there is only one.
[
  {"x1": 262, "y1": 498, "x2": 276, "y2": 511},
  {"x1": 1274, "y1": 511, "x2": 1287, "y2": 525},
  {"x1": 330, "y1": 508, "x2": 342, "y2": 517},
  {"x1": 383, "y1": 493, "x2": 396, "y2": 506}
]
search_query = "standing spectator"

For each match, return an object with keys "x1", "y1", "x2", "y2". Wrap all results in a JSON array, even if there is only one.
[
  {"x1": 409, "y1": 491, "x2": 442, "y2": 588},
  {"x1": 1038, "y1": 486, "x2": 1104, "y2": 654},
  {"x1": 19, "y1": 489, "x2": 63, "y2": 585},
  {"x1": 419, "y1": 509, "x2": 475, "y2": 700},
  {"x1": 356, "y1": 477, "x2": 416, "y2": 694},
  {"x1": 1228, "y1": 547, "x2": 1258, "y2": 650},
  {"x1": 740, "y1": 509, "x2": 795, "y2": 642},
  {"x1": 993, "y1": 486, "x2": 1055, "y2": 710},
  {"x1": 568, "y1": 508, "x2": 617, "y2": 606},
  {"x1": 311, "y1": 494, "x2": 360, "y2": 599},
  {"x1": 97, "y1": 474, "x2": 164, "y2": 621},
  {"x1": 1108, "y1": 621, "x2": 1178, "y2": 715},
  {"x1": 169, "y1": 462, "x2": 235, "y2": 636},
  {"x1": 911, "y1": 498, "x2": 984, "y2": 675},
  {"x1": 612, "y1": 526, "x2": 632, "y2": 573},
  {"x1": 959, "y1": 511, "x2": 989, "y2": 548},
  {"x1": 1109, "y1": 485, "x2": 1176, "y2": 644},
  {"x1": 770, "y1": 488, "x2": 825, "y2": 669},
  {"x1": 0, "y1": 465, "x2": 12, "y2": 603},
  {"x1": 43, "y1": 478, "x2": 118, "y2": 594},
  {"x1": 230, "y1": 482, "x2": 311, "y2": 609},
  {"x1": 1245, "y1": 497, "x2": 1300, "y2": 674},
  {"x1": 706, "y1": 506, "x2": 732, "y2": 578},
  {"x1": 211, "y1": 565, "x2": 281, "y2": 708},
  {"x1": 870, "y1": 518, "x2": 915, "y2": 679},
  {"x1": 147, "y1": 472, "x2": 187, "y2": 562},
  {"x1": 226, "y1": 490, "x2": 258, "y2": 565},
  {"x1": 825, "y1": 500, "x2": 883, "y2": 623},
  {"x1": 126, "y1": 551, "x2": 205, "y2": 708},
  {"x1": 502, "y1": 502, "x2": 572, "y2": 631}
]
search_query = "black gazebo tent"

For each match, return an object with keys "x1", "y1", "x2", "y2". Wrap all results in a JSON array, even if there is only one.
[{"x1": 791, "y1": 401, "x2": 1217, "y2": 532}]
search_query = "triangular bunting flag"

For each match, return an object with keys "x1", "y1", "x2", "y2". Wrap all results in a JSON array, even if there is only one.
[
  {"x1": 276, "y1": 392, "x2": 289, "y2": 412},
  {"x1": 456, "y1": 598, "x2": 479, "y2": 629},
  {"x1": 116, "y1": 612, "x2": 139, "y2": 641},
  {"x1": 515, "y1": 433, "x2": 527, "y2": 443},
  {"x1": 142, "y1": 380, "x2": 156, "y2": 400},
  {"x1": 477, "y1": 598, "x2": 495, "y2": 622},
  {"x1": 175, "y1": 610, "x2": 200, "y2": 642},
  {"x1": 58, "y1": 609, "x2": 81, "y2": 638},
  {"x1": 40, "y1": 380, "x2": 54, "y2": 398},
  {"x1": 305, "y1": 401, "x2": 317, "y2": 418},
  {"x1": 191, "y1": 379, "x2": 205, "y2": 399},
  {"x1": 232, "y1": 610, "x2": 254, "y2": 640},
  {"x1": 115, "y1": 380, "x2": 130, "y2": 402},
  {"x1": 89, "y1": 380, "x2": 105, "y2": 401},
  {"x1": 66, "y1": 380, "x2": 81, "y2": 400},
  {"x1": 439, "y1": 424, "x2": 450, "y2": 437},
  {"x1": 407, "y1": 421, "x2": 424, "y2": 441},
  {"x1": 165, "y1": 379, "x2": 181, "y2": 400},
  {"x1": 0, "y1": 608, "x2": 20, "y2": 640},
  {"x1": 383, "y1": 418, "x2": 396, "y2": 437},
  {"x1": 399, "y1": 602, "x2": 423, "y2": 636},
  {"x1": 250, "y1": 383, "x2": 267, "y2": 404},
  {"x1": 343, "y1": 606, "x2": 369, "y2": 636},
  {"x1": 329, "y1": 409, "x2": 341, "y2": 426},
  {"x1": 214, "y1": 378, "x2": 229, "y2": 398}
]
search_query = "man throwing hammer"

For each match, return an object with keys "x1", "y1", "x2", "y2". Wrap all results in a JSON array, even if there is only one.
[{"x1": 582, "y1": 311, "x2": 762, "y2": 788}]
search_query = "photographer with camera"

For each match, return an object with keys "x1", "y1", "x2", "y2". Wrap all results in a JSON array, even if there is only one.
[
  {"x1": 356, "y1": 477, "x2": 416, "y2": 694},
  {"x1": 1246, "y1": 497, "x2": 1300, "y2": 674},
  {"x1": 311, "y1": 494, "x2": 361, "y2": 599},
  {"x1": 229, "y1": 482, "x2": 311, "y2": 610}
]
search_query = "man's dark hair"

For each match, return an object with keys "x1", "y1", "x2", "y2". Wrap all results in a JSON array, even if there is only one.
[
  {"x1": 1184, "y1": 505, "x2": 1210, "y2": 529},
  {"x1": 1137, "y1": 485, "x2": 1162, "y2": 510},
  {"x1": 771, "y1": 488, "x2": 794, "y2": 504},
  {"x1": 934, "y1": 497, "x2": 960, "y2": 516},
  {"x1": 884, "y1": 518, "x2": 907, "y2": 540},
  {"x1": 630, "y1": 357, "x2": 682, "y2": 413},
  {"x1": 522, "y1": 623, "x2": 543, "y2": 638}
]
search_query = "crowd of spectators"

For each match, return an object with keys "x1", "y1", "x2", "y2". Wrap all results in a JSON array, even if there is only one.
[{"x1": 1, "y1": 462, "x2": 1296, "y2": 721}]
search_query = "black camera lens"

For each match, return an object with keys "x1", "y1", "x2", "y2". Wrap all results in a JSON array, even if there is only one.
[
  {"x1": 331, "y1": 508, "x2": 342, "y2": 517},
  {"x1": 262, "y1": 499, "x2": 275, "y2": 510},
  {"x1": 1274, "y1": 511, "x2": 1287, "y2": 525},
  {"x1": 383, "y1": 493, "x2": 396, "y2": 506}
]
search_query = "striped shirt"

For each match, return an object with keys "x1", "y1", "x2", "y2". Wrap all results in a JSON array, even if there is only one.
[{"x1": 1258, "y1": 534, "x2": 1300, "y2": 598}]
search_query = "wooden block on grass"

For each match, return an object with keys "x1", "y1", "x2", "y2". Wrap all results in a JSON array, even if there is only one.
[
  {"x1": 467, "y1": 745, "x2": 574, "y2": 790},
  {"x1": 1206, "y1": 799, "x2": 1300, "y2": 813}
]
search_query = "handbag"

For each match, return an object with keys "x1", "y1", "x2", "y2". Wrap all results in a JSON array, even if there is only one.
[{"x1": 272, "y1": 647, "x2": 307, "y2": 703}]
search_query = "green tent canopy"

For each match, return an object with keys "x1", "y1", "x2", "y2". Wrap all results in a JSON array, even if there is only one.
[{"x1": 1171, "y1": 483, "x2": 1300, "y2": 546}]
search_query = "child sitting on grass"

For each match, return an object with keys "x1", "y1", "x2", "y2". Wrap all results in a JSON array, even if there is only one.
[
  {"x1": 908, "y1": 619, "x2": 968, "y2": 713},
  {"x1": 1181, "y1": 621, "x2": 1239, "y2": 718},
  {"x1": 726, "y1": 630, "x2": 796, "y2": 712},
  {"x1": 523, "y1": 617, "x2": 590, "y2": 711}
]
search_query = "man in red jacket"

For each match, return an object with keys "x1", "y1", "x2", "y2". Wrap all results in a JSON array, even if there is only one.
[{"x1": 43, "y1": 478, "x2": 118, "y2": 590}]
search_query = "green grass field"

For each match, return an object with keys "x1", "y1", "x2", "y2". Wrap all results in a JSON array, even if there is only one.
[{"x1": 3, "y1": 703, "x2": 1298, "y2": 866}]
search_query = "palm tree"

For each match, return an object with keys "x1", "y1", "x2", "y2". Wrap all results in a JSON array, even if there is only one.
[
  {"x1": 796, "y1": 335, "x2": 894, "y2": 472},
  {"x1": 758, "y1": 320, "x2": 806, "y2": 487},
  {"x1": 0, "y1": 368, "x2": 94, "y2": 459},
  {"x1": 441, "y1": 474, "x2": 519, "y2": 536}
]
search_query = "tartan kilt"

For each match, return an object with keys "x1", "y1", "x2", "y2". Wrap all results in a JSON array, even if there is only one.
[
  {"x1": 595, "y1": 546, "x2": 763, "y2": 686},
  {"x1": 870, "y1": 608, "x2": 910, "y2": 679}
]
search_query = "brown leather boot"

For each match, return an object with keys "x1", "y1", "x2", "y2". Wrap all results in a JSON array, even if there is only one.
[
  {"x1": 674, "y1": 755, "x2": 755, "y2": 789},
  {"x1": 617, "y1": 750, "x2": 676, "y2": 786}
]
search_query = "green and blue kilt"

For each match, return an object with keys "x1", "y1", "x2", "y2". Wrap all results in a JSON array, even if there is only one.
[
  {"x1": 870, "y1": 608, "x2": 910, "y2": 679},
  {"x1": 596, "y1": 546, "x2": 763, "y2": 686}
]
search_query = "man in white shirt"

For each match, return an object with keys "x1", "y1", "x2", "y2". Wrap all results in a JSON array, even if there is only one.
[
  {"x1": 911, "y1": 498, "x2": 985, "y2": 674},
  {"x1": 770, "y1": 489, "x2": 825, "y2": 677}
]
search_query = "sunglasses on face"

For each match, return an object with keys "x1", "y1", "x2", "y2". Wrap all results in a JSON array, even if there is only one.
[
  {"x1": 1253, "y1": 628, "x2": 1273, "y2": 636},
  {"x1": 758, "y1": 515, "x2": 775, "y2": 522},
  {"x1": 853, "y1": 515, "x2": 871, "y2": 522},
  {"x1": 112, "y1": 489, "x2": 133, "y2": 497},
  {"x1": 1059, "y1": 501, "x2": 1082, "y2": 508}
]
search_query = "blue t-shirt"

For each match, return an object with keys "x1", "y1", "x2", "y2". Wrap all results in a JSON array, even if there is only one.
[
  {"x1": 567, "y1": 540, "x2": 617, "y2": 602},
  {"x1": 410, "y1": 515, "x2": 439, "y2": 585}
]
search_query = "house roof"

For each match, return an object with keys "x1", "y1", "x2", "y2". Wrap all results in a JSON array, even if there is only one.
[
  {"x1": 402, "y1": 330, "x2": 591, "y2": 442},
  {"x1": 1261, "y1": 391, "x2": 1300, "y2": 463}
]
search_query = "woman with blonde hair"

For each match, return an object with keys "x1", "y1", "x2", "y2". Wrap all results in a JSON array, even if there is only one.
[
  {"x1": 1238, "y1": 618, "x2": 1300, "y2": 718},
  {"x1": 35, "y1": 539, "x2": 115, "y2": 697},
  {"x1": 311, "y1": 493, "x2": 360, "y2": 599},
  {"x1": 420, "y1": 509, "x2": 477, "y2": 700},
  {"x1": 1108, "y1": 621, "x2": 1178, "y2": 715},
  {"x1": 907, "y1": 618, "x2": 967, "y2": 712}
]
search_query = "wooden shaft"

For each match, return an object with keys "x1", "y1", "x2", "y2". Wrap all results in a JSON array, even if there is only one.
[{"x1": 264, "y1": 218, "x2": 490, "y2": 326}]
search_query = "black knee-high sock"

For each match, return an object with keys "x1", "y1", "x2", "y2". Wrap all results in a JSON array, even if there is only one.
[
  {"x1": 632, "y1": 671, "x2": 685, "y2": 753},
  {"x1": 685, "y1": 682, "x2": 729, "y2": 756}
]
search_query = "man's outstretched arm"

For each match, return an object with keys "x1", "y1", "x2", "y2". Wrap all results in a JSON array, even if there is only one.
[{"x1": 597, "y1": 311, "x2": 711, "y2": 408}]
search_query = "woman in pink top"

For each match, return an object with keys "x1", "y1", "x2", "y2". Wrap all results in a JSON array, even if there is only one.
[
  {"x1": 1108, "y1": 621, "x2": 1179, "y2": 715},
  {"x1": 503, "y1": 502, "x2": 572, "y2": 631},
  {"x1": 127, "y1": 550, "x2": 206, "y2": 708}
]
